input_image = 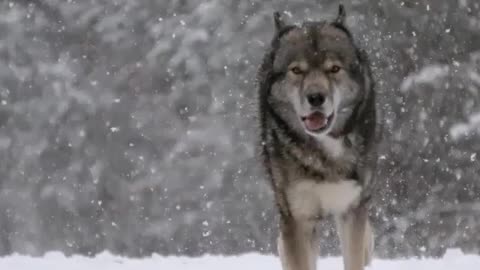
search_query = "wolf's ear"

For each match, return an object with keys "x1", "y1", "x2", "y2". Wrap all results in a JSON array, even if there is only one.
[
  {"x1": 335, "y1": 4, "x2": 346, "y2": 25},
  {"x1": 273, "y1": 11, "x2": 286, "y2": 32}
]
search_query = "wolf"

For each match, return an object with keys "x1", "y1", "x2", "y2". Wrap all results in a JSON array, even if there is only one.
[{"x1": 256, "y1": 4, "x2": 380, "y2": 270}]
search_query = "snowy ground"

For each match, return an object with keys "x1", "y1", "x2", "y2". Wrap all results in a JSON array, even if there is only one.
[{"x1": 0, "y1": 249, "x2": 478, "y2": 270}]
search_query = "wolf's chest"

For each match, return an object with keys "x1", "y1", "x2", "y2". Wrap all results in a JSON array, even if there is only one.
[
  {"x1": 287, "y1": 179, "x2": 362, "y2": 218},
  {"x1": 318, "y1": 135, "x2": 347, "y2": 158}
]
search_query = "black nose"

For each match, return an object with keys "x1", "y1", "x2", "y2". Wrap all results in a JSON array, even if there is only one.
[{"x1": 306, "y1": 93, "x2": 325, "y2": 107}]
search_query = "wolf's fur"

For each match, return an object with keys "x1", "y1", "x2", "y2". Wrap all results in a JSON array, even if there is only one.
[{"x1": 257, "y1": 5, "x2": 380, "y2": 270}]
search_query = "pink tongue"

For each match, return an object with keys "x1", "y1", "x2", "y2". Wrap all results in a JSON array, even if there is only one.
[{"x1": 304, "y1": 113, "x2": 327, "y2": 131}]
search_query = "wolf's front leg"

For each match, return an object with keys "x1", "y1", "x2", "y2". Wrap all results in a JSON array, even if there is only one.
[
  {"x1": 277, "y1": 215, "x2": 317, "y2": 270},
  {"x1": 335, "y1": 205, "x2": 372, "y2": 270}
]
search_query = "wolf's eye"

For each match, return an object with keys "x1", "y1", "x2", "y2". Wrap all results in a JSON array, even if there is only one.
[
  {"x1": 290, "y1": 66, "x2": 303, "y2": 75},
  {"x1": 329, "y1": 65, "x2": 341, "y2": 73}
]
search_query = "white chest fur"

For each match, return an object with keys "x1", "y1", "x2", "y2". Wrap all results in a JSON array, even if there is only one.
[
  {"x1": 288, "y1": 180, "x2": 362, "y2": 218},
  {"x1": 318, "y1": 135, "x2": 345, "y2": 158}
]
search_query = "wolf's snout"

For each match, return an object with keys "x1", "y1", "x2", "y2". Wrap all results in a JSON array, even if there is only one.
[{"x1": 306, "y1": 93, "x2": 325, "y2": 107}]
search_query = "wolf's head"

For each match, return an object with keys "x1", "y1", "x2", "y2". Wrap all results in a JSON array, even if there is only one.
[{"x1": 259, "y1": 5, "x2": 372, "y2": 139}]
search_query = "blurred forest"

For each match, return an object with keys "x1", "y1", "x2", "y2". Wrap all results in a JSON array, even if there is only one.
[{"x1": 0, "y1": 0, "x2": 479, "y2": 258}]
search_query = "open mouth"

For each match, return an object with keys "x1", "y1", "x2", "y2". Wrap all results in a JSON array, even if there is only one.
[{"x1": 300, "y1": 112, "x2": 334, "y2": 133}]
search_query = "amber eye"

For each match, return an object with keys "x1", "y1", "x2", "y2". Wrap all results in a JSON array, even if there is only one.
[
  {"x1": 290, "y1": 66, "x2": 303, "y2": 75},
  {"x1": 330, "y1": 65, "x2": 341, "y2": 73}
]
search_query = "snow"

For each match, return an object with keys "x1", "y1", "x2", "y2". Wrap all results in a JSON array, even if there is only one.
[
  {"x1": 449, "y1": 111, "x2": 480, "y2": 140},
  {"x1": 1, "y1": 249, "x2": 479, "y2": 270},
  {"x1": 400, "y1": 65, "x2": 449, "y2": 92}
]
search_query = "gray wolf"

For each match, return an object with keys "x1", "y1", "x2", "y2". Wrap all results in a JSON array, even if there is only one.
[{"x1": 256, "y1": 4, "x2": 380, "y2": 270}]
